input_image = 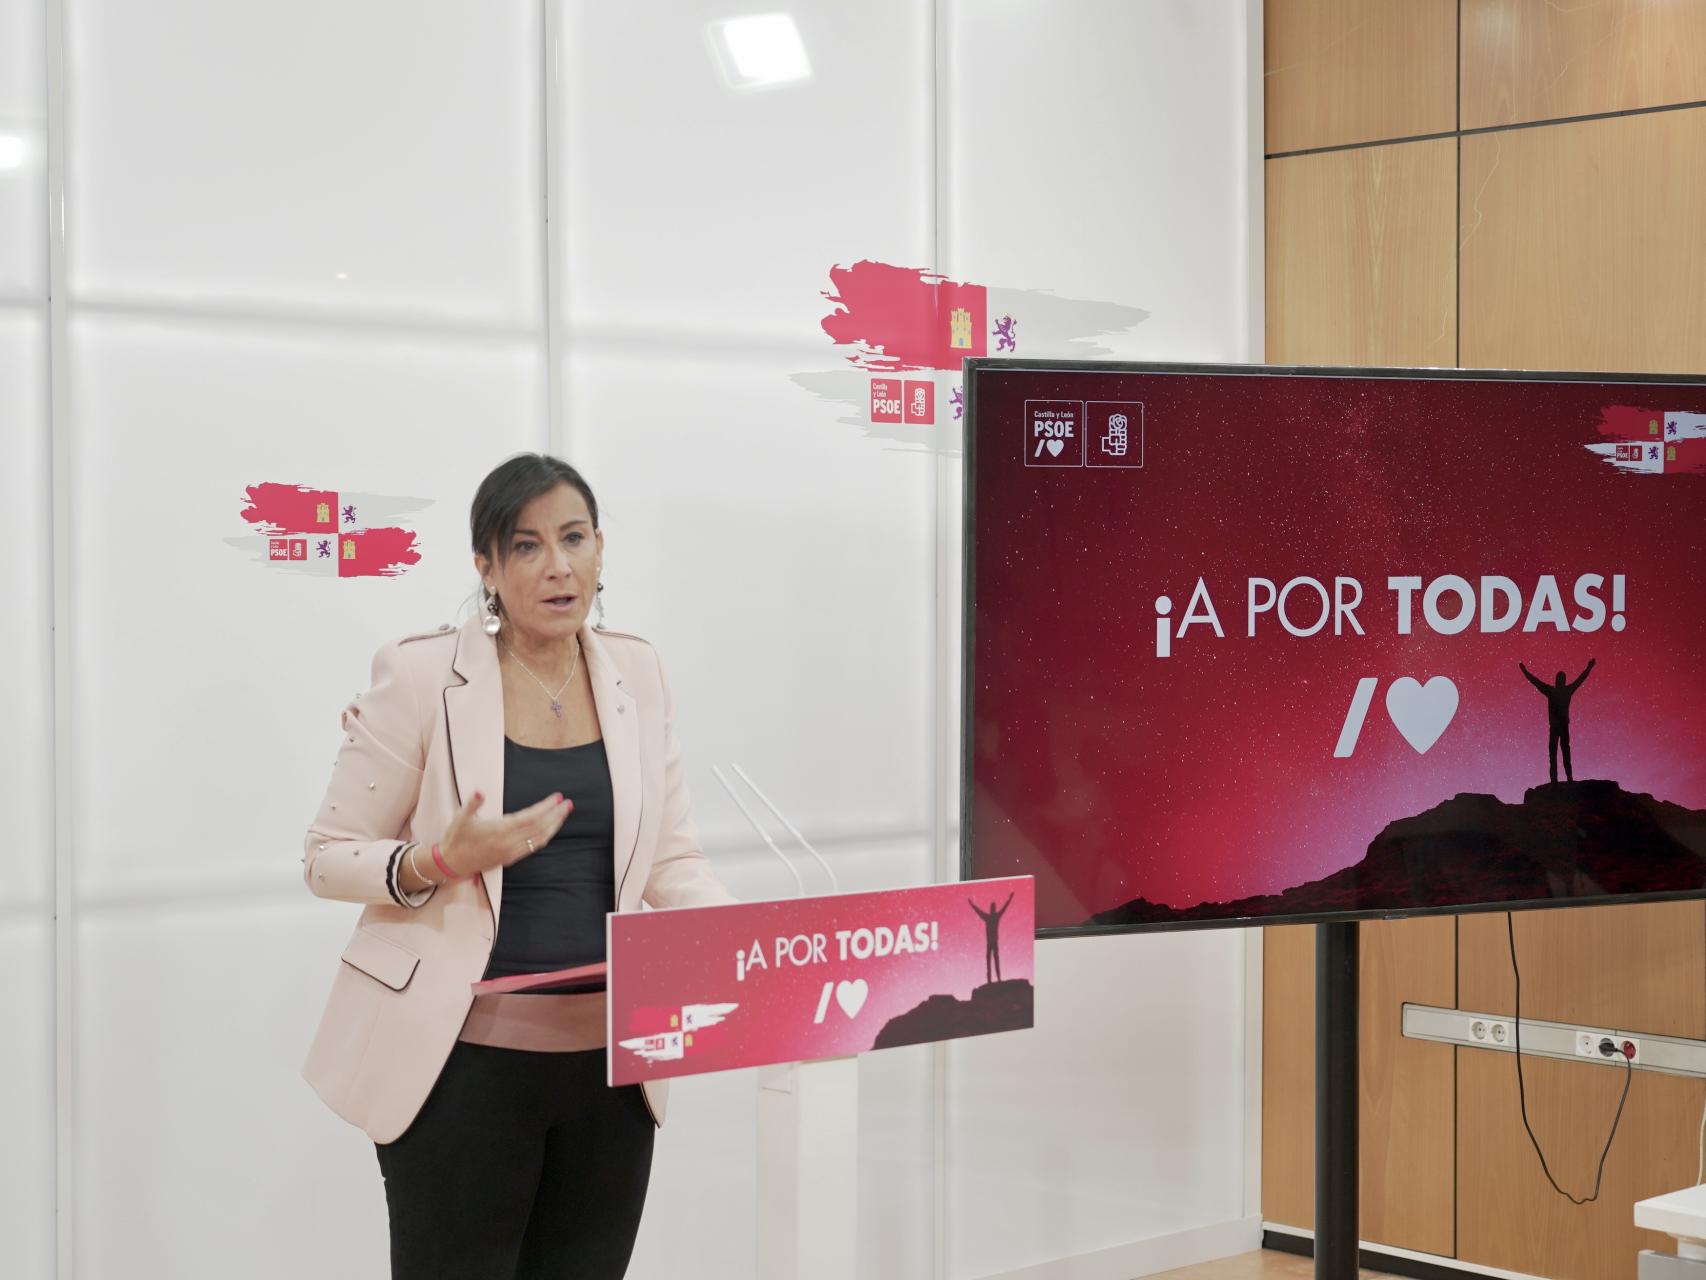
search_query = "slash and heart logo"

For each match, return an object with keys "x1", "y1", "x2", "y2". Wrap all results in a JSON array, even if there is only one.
[
  {"x1": 1384, "y1": 676, "x2": 1459, "y2": 754},
  {"x1": 835, "y1": 979, "x2": 868, "y2": 1018},
  {"x1": 1045, "y1": 439, "x2": 1064, "y2": 457}
]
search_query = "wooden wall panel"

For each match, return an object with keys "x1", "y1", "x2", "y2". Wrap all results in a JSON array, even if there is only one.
[
  {"x1": 1358, "y1": 917, "x2": 1456, "y2": 1255},
  {"x1": 1459, "y1": 902, "x2": 1706, "y2": 1039},
  {"x1": 1263, "y1": 924, "x2": 1316, "y2": 1229},
  {"x1": 1457, "y1": 903, "x2": 1706, "y2": 1276},
  {"x1": 1458, "y1": 1048, "x2": 1704, "y2": 1278},
  {"x1": 1460, "y1": 110, "x2": 1706, "y2": 374},
  {"x1": 1267, "y1": 0, "x2": 1457, "y2": 154},
  {"x1": 1261, "y1": 917, "x2": 1456, "y2": 1256},
  {"x1": 1266, "y1": 139, "x2": 1457, "y2": 367},
  {"x1": 1462, "y1": 0, "x2": 1706, "y2": 131},
  {"x1": 1263, "y1": 6, "x2": 1706, "y2": 1274}
]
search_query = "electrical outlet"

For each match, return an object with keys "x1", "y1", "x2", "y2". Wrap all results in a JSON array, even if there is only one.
[
  {"x1": 1489, "y1": 1020, "x2": 1509, "y2": 1045},
  {"x1": 1575, "y1": 1029, "x2": 1640, "y2": 1062}
]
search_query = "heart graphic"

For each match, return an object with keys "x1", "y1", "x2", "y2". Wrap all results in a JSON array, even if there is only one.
[
  {"x1": 835, "y1": 979, "x2": 868, "y2": 1019},
  {"x1": 1384, "y1": 676, "x2": 1459, "y2": 754},
  {"x1": 1046, "y1": 438, "x2": 1064, "y2": 457}
]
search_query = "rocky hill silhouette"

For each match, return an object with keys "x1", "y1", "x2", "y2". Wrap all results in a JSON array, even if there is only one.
[
  {"x1": 1089, "y1": 780, "x2": 1706, "y2": 927},
  {"x1": 871, "y1": 979, "x2": 1034, "y2": 1050}
]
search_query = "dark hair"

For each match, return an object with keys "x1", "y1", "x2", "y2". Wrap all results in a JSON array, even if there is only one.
[{"x1": 470, "y1": 453, "x2": 600, "y2": 570}]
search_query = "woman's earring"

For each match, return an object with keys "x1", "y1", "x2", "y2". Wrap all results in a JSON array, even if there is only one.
[
  {"x1": 595, "y1": 580, "x2": 606, "y2": 629},
  {"x1": 483, "y1": 593, "x2": 503, "y2": 637}
]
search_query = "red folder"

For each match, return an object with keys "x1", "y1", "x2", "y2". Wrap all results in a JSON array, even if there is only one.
[{"x1": 471, "y1": 961, "x2": 608, "y2": 995}]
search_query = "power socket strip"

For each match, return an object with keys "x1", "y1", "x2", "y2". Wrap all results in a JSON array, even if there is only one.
[
  {"x1": 1469, "y1": 1018, "x2": 1511, "y2": 1046},
  {"x1": 1575, "y1": 1030, "x2": 1642, "y2": 1063}
]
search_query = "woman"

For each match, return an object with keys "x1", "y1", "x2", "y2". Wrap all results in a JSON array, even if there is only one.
[{"x1": 301, "y1": 453, "x2": 734, "y2": 1278}]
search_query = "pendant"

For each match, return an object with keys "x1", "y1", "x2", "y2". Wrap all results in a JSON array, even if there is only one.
[{"x1": 551, "y1": 701, "x2": 563, "y2": 718}]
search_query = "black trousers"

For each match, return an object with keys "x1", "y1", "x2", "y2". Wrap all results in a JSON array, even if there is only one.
[{"x1": 375, "y1": 1041, "x2": 655, "y2": 1279}]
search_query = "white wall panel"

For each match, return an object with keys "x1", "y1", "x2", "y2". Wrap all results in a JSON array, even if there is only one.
[
  {"x1": 0, "y1": 0, "x2": 46, "y2": 300},
  {"x1": 0, "y1": 312, "x2": 51, "y2": 905},
  {"x1": 68, "y1": 319, "x2": 542, "y2": 893},
  {"x1": 0, "y1": 0, "x2": 54, "y2": 1240},
  {"x1": 558, "y1": 0, "x2": 933, "y2": 346},
  {"x1": 941, "y1": 0, "x2": 1254, "y2": 364},
  {"x1": 946, "y1": 932, "x2": 1248, "y2": 1276},
  {"x1": 76, "y1": 900, "x2": 388, "y2": 1280},
  {"x1": 565, "y1": 346, "x2": 936, "y2": 850},
  {"x1": 0, "y1": 922, "x2": 55, "y2": 1280},
  {"x1": 64, "y1": 0, "x2": 541, "y2": 324}
]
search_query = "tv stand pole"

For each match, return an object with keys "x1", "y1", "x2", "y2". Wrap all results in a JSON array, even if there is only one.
[{"x1": 1315, "y1": 920, "x2": 1358, "y2": 1280}]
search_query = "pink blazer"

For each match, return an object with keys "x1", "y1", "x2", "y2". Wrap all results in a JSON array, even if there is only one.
[{"x1": 301, "y1": 615, "x2": 734, "y2": 1143}]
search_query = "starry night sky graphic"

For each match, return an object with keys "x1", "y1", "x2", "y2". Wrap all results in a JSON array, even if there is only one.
[{"x1": 966, "y1": 370, "x2": 1706, "y2": 929}]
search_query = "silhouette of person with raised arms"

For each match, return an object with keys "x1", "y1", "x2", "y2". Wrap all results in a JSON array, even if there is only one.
[
  {"x1": 1520, "y1": 658, "x2": 1595, "y2": 783},
  {"x1": 969, "y1": 891, "x2": 1016, "y2": 985}
]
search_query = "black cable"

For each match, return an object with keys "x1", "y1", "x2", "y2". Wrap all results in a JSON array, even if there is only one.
[{"x1": 1507, "y1": 911, "x2": 1633, "y2": 1205}]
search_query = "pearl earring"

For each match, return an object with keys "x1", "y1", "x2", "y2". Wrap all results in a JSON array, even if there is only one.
[{"x1": 483, "y1": 593, "x2": 502, "y2": 637}]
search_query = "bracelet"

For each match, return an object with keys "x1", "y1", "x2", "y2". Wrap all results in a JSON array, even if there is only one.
[
  {"x1": 431, "y1": 843, "x2": 460, "y2": 882},
  {"x1": 406, "y1": 842, "x2": 438, "y2": 888},
  {"x1": 396, "y1": 843, "x2": 434, "y2": 908}
]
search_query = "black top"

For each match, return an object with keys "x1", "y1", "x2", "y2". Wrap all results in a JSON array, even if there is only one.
[{"x1": 480, "y1": 736, "x2": 616, "y2": 990}]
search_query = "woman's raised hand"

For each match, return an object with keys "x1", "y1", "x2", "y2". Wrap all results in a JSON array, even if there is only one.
[{"x1": 437, "y1": 789, "x2": 572, "y2": 879}]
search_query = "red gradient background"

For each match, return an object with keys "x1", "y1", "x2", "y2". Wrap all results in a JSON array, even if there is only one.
[{"x1": 965, "y1": 368, "x2": 1706, "y2": 929}]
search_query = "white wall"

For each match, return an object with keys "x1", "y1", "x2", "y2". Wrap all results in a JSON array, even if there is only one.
[
  {"x1": 4, "y1": 1, "x2": 1260, "y2": 1276},
  {"x1": 1, "y1": 0, "x2": 55, "y2": 1272},
  {"x1": 938, "y1": 5, "x2": 1260, "y2": 1274}
]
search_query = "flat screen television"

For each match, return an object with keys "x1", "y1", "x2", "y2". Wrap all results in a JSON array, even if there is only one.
[{"x1": 961, "y1": 361, "x2": 1706, "y2": 936}]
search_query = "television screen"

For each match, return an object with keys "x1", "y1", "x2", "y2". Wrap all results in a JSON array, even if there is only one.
[{"x1": 961, "y1": 361, "x2": 1706, "y2": 935}]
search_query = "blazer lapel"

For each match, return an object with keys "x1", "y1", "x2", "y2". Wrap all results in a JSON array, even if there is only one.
[
  {"x1": 444, "y1": 615, "x2": 506, "y2": 931},
  {"x1": 582, "y1": 626, "x2": 642, "y2": 909}
]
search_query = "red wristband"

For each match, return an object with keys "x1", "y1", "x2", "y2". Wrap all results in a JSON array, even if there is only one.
[{"x1": 431, "y1": 844, "x2": 460, "y2": 882}]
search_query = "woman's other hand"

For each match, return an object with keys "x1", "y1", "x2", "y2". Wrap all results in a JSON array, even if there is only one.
[{"x1": 438, "y1": 789, "x2": 572, "y2": 879}]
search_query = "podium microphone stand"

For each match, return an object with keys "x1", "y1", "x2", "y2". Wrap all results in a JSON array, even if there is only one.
[{"x1": 714, "y1": 764, "x2": 858, "y2": 1280}]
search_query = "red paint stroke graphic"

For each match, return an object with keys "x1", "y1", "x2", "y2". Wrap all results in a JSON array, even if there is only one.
[
  {"x1": 240, "y1": 483, "x2": 341, "y2": 535},
  {"x1": 821, "y1": 261, "x2": 987, "y2": 372},
  {"x1": 333, "y1": 527, "x2": 422, "y2": 578},
  {"x1": 1588, "y1": 406, "x2": 1706, "y2": 476},
  {"x1": 239, "y1": 482, "x2": 423, "y2": 578}
]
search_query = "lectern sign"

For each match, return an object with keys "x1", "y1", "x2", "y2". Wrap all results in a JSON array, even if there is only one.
[{"x1": 606, "y1": 877, "x2": 1034, "y2": 1084}]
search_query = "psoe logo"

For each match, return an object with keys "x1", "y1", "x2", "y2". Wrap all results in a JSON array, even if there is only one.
[
  {"x1": 870, "y1": 379, "x2": 903, "y2": 424},
  {"x1": 1024, "y1": 400, "x2": 1083, "y2": 467}
]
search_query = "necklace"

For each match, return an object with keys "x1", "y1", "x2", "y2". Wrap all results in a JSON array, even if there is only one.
[{"x1": 501, "y1": 638, "x2": 581, "y2": 718}]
